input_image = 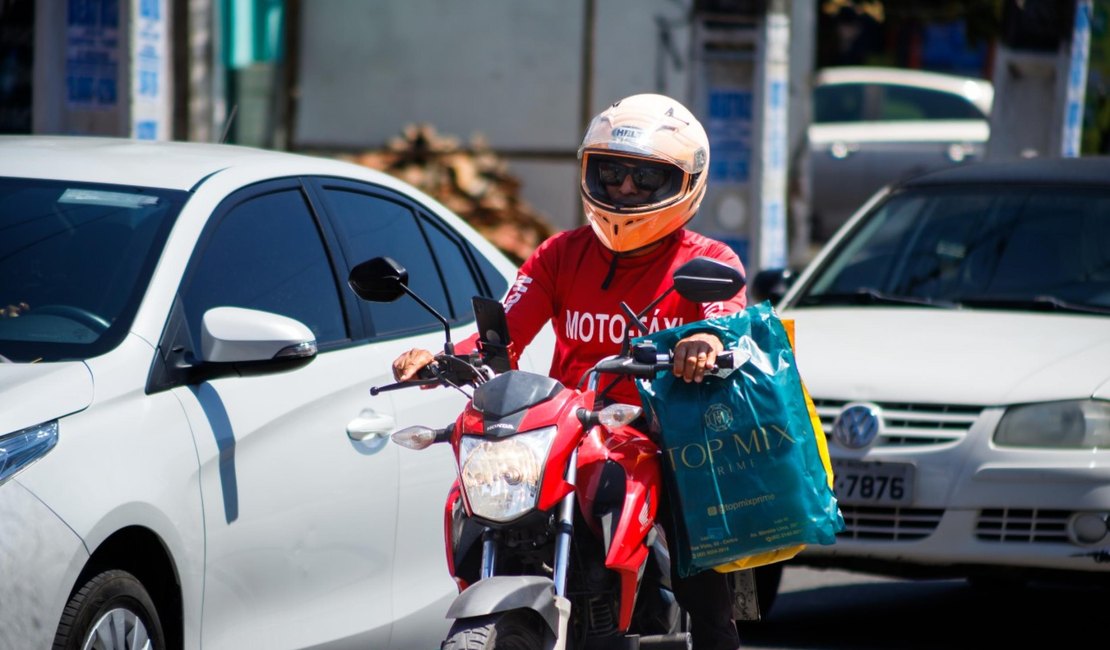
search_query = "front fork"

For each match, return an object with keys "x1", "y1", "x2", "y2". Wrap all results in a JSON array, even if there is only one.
[
  {"x1": 467, "y1": 449, "x2": 578, "y2": 649},
  {"x1": 478, "y1": 448, "x2": 579, "y2": 597}
]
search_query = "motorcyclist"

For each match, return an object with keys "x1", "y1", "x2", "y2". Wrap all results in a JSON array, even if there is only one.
[{"x1": 393, "y1": 93, "x2": 747, "y2": 650}]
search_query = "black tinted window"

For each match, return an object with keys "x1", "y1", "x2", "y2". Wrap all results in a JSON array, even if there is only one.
[
  {"x1": 879, "y1": 84, "x2": 985, "y2": 120},
  {"x1": 321, "y1": 188, "x2": 452, "y2": 336},
  {"x1": 0, "y1": 179, "x2": 183, "y2": 362},
  {"x1": 800, "y1": 186, "x2": 1110, "y2": 310},
  {"x1": 814, "y1": 83, "x2": 866, "y2": 122},
  {"x1": 183, "y1": 188, "x2": 346, "y2": 348},
  {"x1": 421, "y1": 215, "x2": 484, "y2": 314}
]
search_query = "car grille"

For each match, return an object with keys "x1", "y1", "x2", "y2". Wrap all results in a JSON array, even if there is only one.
[
  {"x1": 976, "y1": 508, "x2": 1071, "y2": 543},
  {"x1": 813, "y1": 399, "x2": 983, "y2": 446},
  {"x1": 836, "y1": 505, "x2": 944, "y2": 541},
  {"x1": 835, "y1": 508, "x2": 1075, "y2": 544}
]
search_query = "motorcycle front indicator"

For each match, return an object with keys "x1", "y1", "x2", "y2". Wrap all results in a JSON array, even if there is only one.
[{"x1": 458, "y1": 426, "x2": 556, "y2": 522}]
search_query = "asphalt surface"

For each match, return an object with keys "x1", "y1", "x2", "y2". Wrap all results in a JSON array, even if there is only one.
[{"x1": 738, "y1": 565, "x2": 1105, "y2": 649}]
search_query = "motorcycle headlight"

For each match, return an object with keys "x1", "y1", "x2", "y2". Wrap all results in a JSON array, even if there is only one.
[
  {"x1": 458, "y1": 426, "x2": 557, "y2": 522},
  {"x1": 995, "y1": 400, "x2": 1110, "y2": 449},
  {"x1": 0, "y1": 421, "x2": 59, "y2": 487}
]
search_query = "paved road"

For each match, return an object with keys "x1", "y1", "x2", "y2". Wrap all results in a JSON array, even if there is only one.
[{"x1": 737, "y1": 565, "x2": 1106, "y2": 649}]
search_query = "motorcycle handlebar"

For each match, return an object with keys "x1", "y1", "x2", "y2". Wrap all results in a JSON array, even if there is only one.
[
  {"x1": 593, "y1": 349, "x2": 735, "y2": 377},
  {"x1": 372, "y1": 346, "x2": 736, "y2": 395},
  {"x1": 369, "y1": 355, "x2": 483, "y2": 395}
]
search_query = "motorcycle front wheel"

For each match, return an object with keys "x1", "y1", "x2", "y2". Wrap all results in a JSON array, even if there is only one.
[{"x1": 442, "y1": 611, "x2": 547, "y2": 650}]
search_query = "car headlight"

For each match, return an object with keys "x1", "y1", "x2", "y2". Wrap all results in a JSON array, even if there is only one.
[
  {"x1": 458, "y1": 426, "x2": 557, "y2": 522},
  {"x1": 0, "y1": 420, "x2": 59, "y2": 486},
  {"x1": 995, "y1": 400, "x2": 1110, "y2": 449}
]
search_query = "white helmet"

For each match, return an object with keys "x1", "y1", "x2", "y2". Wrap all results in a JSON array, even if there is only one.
[{"x1": 577, "y1": 94, "x2": 710, "y2": 252}]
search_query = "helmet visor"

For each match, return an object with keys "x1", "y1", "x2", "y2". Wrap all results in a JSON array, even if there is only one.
[
  {"x1": 597, "y1": 159, "x2": 673, "y2": 192},
  {"x1": 583, "y1": 153, "x2": 686, "y2": 208}
]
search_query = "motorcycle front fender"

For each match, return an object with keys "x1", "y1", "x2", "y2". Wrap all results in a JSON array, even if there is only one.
[{"x1": 445, "y1": 575, "x2": 567, "y2": 637}]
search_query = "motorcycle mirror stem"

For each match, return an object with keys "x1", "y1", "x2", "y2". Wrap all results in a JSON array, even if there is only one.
[{"x1": 395, "y1": 284, "x2": 455, "y2": 355}]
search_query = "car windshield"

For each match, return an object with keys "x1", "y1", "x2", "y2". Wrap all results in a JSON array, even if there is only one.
[
  {"x1": 795, "y1": 185, "x2": 1110, "y2": 316},
  {"x1": 0, "y1": 178, "x2": 186, "y2": 362}
]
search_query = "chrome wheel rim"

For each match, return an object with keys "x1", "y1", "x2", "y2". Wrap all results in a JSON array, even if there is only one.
[{"x1": 81, "y1": 607, "x2": 152, "y2": 650}]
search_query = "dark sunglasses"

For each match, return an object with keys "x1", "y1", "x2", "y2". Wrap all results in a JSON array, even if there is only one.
[{"x1": 597, "y1": 160, "x2": 672, "y2": 192}]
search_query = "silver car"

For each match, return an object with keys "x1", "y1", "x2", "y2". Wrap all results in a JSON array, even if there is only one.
[
  {"x1": 805, "y1": 66, "x2": 994, "y2": 240},
  {"x1": 763, "y1": 156, "x2": 1110, "y2": 596}
]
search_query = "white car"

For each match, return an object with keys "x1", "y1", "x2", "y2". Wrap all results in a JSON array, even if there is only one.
[
  {"x1": 0, "y1": 136, "x2": 553, "y2": 649},
  {"x1": 762, "y1": 156, "x2": 1110, "y2": 590},
  {"x1": 806, "y1": 66, "x2": 994, "y2": 240}
]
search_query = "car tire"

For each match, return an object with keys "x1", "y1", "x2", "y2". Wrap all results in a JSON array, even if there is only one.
[{"x1": 52, "y1": 569, "x2": 166, "y2": 650}]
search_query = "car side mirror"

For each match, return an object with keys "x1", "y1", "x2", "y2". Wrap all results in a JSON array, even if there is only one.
[
  {"x1": 201, "y1": 307, "x2": 317, "y2": 363},
  {"x1": 750, "y1": 268, "x2": 795, "y2": 305}
]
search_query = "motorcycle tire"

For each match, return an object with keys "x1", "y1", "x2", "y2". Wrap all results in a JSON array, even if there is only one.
[{"x1": 442, "y1": 611, "x2": 547, "y2": 650}]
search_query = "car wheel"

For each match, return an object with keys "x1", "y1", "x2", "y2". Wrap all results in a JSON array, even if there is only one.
[{"x1": 52, "y1": 569, "x2": 166, "y2": 650}]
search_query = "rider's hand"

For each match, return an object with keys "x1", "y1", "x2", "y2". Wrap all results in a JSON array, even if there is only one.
[
  {"x1": 672, "y1": 332, "x2": 723, "y2": 384},
  {"x1": 392, "y1": 348, "x2": 436, "y2": 382}
]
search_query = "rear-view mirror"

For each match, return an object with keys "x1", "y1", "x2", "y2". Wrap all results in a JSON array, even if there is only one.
[
  {"x1": 348, "y1": 256, "x2": 409, "y2": 302},
  {"x1": 672, "y1": 257, "x2": 746, "y2": 303}
]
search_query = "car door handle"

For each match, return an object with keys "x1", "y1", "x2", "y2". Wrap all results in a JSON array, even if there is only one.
[
  {"x1": 829, "y1": 142, "x2": 860, "y2": 160},
  {"x1": 347, "y1": 409, "x2": 396, "y2": 441}
]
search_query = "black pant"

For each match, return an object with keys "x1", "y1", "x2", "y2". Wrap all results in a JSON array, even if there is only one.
[{"x1": 657, "y1": 492, "x2": 741, "y2": 650}]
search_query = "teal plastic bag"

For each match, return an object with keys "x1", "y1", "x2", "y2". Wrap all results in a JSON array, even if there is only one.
[{"x1": 634, "y1": 302, "x2": 844, "y2": 578}]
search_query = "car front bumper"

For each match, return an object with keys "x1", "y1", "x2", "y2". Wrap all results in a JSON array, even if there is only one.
[
  {"x1": 801, "y1": 402, "x2": 1110, "y2": 578},
  {"x1": 0, "y1": 479, "x2": 88, "y2": 649}
]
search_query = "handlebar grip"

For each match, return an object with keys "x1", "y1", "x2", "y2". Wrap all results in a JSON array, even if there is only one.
[
  {"x1": 715, "y1": 351, "x2": 735, "y2": 370},
  {"x1": 415, "y1": 362, "x2": 439, "y2": 380}
]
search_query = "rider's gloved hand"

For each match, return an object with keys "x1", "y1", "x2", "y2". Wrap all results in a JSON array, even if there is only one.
[{"x1": 672, "y1": 332, "x2": 723, "y2": 384}]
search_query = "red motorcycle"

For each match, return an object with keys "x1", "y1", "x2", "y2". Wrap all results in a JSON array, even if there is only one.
[{"x1": 348, "y1": 255, "x2": 746, "y2": 650}]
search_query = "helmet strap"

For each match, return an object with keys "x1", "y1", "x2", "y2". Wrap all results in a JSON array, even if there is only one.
[
  {"x1": 600, "y1": 253, "x2": 620, "y2": 291},
  {"x1": 598, "y1": 231, "x2": 680, "y2": 290}
]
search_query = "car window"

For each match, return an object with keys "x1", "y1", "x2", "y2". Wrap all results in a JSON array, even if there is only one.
[
  {"x1": 420, "y1": 214, "x2": 486, "y2": 314},
  {"x1": 182, "y1": 187, "x2": 347, "y2": 350},
  {"x1": 319, "y1": 186, "x2": 457, "y2": 336},
  {"x1": 813, "y1": 83, "x2": 866, "y2": 123},
  {"x1": 797, "y1": 186, "x2": 1110, "y2": 310},
  {"x1": 879, "y1": 84, "x2": 985, "y2": 121},
  {"x1": 470, "y1": 240, "x2": 510, "y2": 299},
  {"x1": 0, "y1": 179, "x2": 184, "y2": 362}
]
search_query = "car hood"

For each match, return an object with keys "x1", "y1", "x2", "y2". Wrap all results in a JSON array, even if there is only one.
[
  {"x1": 0, "y1": 362, "x2": 93, "y2": 434},
  {"x1": 779, "y1": 308, "x2": 1110, "y2": 406}
]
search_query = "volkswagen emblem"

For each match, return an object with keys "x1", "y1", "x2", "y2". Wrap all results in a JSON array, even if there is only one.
[{"x1": 832, "y1": 403, "x2": 882, "y2": 449}]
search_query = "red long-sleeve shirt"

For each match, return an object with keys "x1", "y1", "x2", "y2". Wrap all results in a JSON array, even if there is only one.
[{"x1": 468, "y1": 226, "x2": 747, "y2": 406}]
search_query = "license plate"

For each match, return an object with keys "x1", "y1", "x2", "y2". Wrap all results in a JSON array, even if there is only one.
[{"x1": 831, "y1": 459, "x2": 914, "y2": 506}]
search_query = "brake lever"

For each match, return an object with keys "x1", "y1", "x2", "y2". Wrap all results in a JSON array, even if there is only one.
[
  {"x1": 369, "y1": 378, "x2": 440, "y2": 396},
  {"x1": 370, "y1": 360, "x2": 444, "y2": 396}
]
